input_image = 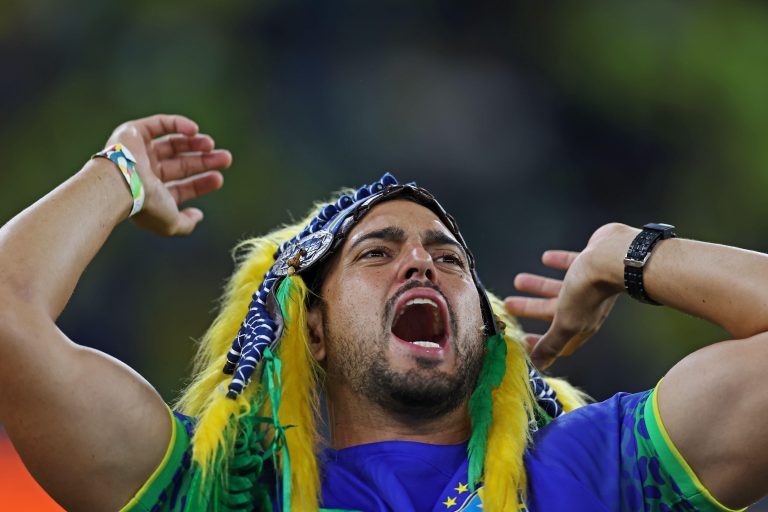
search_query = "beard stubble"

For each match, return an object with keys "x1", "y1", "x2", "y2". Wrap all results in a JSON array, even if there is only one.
[{"x1": 322, "y1": 281, "x2": 486, "y2": 422}]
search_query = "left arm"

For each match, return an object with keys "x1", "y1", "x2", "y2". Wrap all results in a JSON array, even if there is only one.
[{"x1": 505, "y1": 223, "x2": 768, "y2": 508}]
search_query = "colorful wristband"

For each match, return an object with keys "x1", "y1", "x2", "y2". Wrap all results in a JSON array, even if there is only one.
[{"x1": 92, "y1": 143, "x2": 145, "y2": 216}]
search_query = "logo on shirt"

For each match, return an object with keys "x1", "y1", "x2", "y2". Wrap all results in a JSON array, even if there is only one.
[{"x1": 446, "y1": 485, "x2": 528, "y2": 512}]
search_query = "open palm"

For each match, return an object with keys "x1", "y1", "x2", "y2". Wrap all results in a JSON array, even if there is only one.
[{"x1": 104, "y1": 114, "x2": 232, "y2": 236}]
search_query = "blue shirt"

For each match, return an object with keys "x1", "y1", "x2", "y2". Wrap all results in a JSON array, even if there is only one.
[{"x1": 123, "y1": 387, "x2": 739, "y2": 511}]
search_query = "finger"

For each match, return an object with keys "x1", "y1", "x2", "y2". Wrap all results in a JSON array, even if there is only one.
[
  {"x1": 530, "y1": 341, "x2": 558, "y2": 370},
  {"x1": 530, "y1": 322, "x2": 587, "y2": 369},
  {"x1": 560, "y1": 339, "x2": 580, "y2": 357},
  {"x1": 141, "y1": 114, "x2": 199, "y2": 139},
  {"x1": 167, "y1": 171, "x2": 224, "y2": 205},
  {"x1": 514, "y1": 273, "x2": 562, "y2": 298},
  {"x1": 152, "y1": 134, "x2": 215, "y2": 160},
  {"x1": 503, "y1": 296, "x2": 558, "y2": 321},
  {"x1": 530, "y1": 327, "x2": 570, "y2": 369},
  {"x1": 158, "y1": 150, "x2": 232, "y2": 182},
  {"x1": 171, "y1": 207, "x2": 205, "y2": 236},
  {"x1": 523, "y1": 334, "x2": 541, "y2": 354},
  {"x1": 560, "y1": 330, "x2": 594, "y2": 357},
  {"x1": 541, "y1": 250, "x2": 579, "y2": 271}
]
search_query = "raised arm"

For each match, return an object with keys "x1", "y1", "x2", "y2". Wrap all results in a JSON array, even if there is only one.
[
  {"x1": 0, "y1": 114, "x2": 231, "y2": 511},
  {"x1": 505, "y1": 223, "x2": 768, "y2": 508}
]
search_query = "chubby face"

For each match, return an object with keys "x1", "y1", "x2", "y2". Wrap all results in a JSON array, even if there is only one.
[{"x1": 308, "y1": 199, "x2": 486, "y2": 419}]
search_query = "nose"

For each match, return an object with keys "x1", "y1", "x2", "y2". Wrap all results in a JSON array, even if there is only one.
[{"x1": 397, "y1": 244, "x2": 436, "y2": 283}]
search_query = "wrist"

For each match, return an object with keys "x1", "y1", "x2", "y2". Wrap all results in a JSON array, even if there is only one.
[
  {"x1": 83, "y1": 158, "x2": 134, "y2": 221},
  {"x1": 92, "y1": 143, "x2": 145, "y2": 217},
  {"x1": 584, "y1": 223, "x2": 641, "y2": 295}
]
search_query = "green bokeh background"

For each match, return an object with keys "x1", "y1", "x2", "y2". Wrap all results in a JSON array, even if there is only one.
[
  {"x1": 1, "y1": 0, "x2": 767, "y2": 506},
  {"x1": 3, "y1": 0, "x2": 768, "y2": 401}
]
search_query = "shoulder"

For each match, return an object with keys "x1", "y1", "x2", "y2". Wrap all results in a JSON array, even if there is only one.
[
  {"x1": 119, "y1": 411, "x2": 196, "y2": 512},
  {"x1": 526, "y1": 391, "x2": 651, "y2": 503},
  {"x1": 526, "y1": 387, "x2": 740, "y2": 512},
  {"x1": 531, "y1": 389, "x2": 651, "y2": 458}
]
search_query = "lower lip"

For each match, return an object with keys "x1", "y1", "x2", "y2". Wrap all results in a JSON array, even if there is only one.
[{"x1": 391, "y1": 333, "x2": 448, "y2": 357}]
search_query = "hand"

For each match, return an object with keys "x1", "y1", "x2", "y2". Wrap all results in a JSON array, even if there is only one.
[
  {"x1": 104, "y1": 114, "x2": 232, "y2": 236},
  {"x1": 505, "y1": 224, "x2": 631, "y2": 369}
]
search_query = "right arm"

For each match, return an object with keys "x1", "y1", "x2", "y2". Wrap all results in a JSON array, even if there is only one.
[
  {"x1": 0, "y1": 114, "x2": 231, "y2": 511},
  {"x1": 506, "y1": 224, "x2": 768, "y2": 507}
]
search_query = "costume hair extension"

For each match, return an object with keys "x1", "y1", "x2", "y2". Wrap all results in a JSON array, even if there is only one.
[
  {"x1": 544, "y1": 376, "x2": 591, "y2": 412},
  {"x1": 482, "y1": 296, "x2": 537, "y2": 509},
  {"x1": 174, "y1": 187, "x2": 354, "y2": 431},
  {"x1": 174, "y1": 217, "x2": 316, "y2": 465},
  {"x1": 270, "y1": 274, "x2": 323, "y2": 511},
  {"x1": 176, "y1": 247, "x2": 276, "y2": 477},
  {"x1": 483, "y1": 295, "x2": 589, "y2": 509}
]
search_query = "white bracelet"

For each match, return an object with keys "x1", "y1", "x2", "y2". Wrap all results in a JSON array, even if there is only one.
[{"x1": 92, "y1": 143, "x2": 145, "y2": 216}]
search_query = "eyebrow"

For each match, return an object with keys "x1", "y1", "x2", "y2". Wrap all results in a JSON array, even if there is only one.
[
  {"x1": 421, "y1": 229, "x2": 465, "y2": 254},
  {"x1": 348, "y1": 226, "x2": 465, "y2": 256},
  {"x1": 349, "y1": 227, "x2": 406, "y2": 251}
]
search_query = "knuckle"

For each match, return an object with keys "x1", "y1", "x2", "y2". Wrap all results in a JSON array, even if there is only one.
[
  {"x1": 589, "y1": 222, "x2": 629, "y2": 246},
  {"x1": 536, "y1": 342, "x2": 558, "y2": 357},
  {"x1": 113, "y1": 122, "x2": 131, "y2": 136},
  {"x1": 556, "y1": 320, "x2": 580, "y2": 338}
]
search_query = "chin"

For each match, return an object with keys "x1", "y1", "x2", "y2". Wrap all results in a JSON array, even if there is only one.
[{"x1": 365, "y1": 361, "x2": 470, "y2": 420}]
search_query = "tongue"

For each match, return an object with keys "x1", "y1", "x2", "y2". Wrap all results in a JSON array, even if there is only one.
[{"x1": 392, "y1": 304, "x2": 442, "y2": 344}]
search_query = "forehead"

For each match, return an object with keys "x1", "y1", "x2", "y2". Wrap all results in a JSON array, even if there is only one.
[{"x1": 345, "y1": 199, "x2": 454, "y2": 242}]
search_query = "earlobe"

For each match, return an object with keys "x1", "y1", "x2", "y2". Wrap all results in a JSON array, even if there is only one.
[{"x1": 306, "y1": 307, "x2": 326, "y2": 362}]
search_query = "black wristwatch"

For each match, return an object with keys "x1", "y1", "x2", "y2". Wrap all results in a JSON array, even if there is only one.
[{"x1": 623, "y1": 223, "x2": 676, "y2": 305}]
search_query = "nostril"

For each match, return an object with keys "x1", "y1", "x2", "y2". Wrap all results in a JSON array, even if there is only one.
[{"x1": 404, "y1": 267, "x2": 434, "y2": 281}]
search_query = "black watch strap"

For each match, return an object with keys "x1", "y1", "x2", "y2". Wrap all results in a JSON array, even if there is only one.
[{"x1": 623, "y1": 223, "x2": 676, "y2": 305}]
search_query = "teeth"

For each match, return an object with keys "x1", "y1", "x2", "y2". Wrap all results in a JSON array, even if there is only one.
[
  {"x1": 412, "y1": 341, "x2": 440, "y2": 348},
  {"x1": 396, "y1": 297, "x2": 440, "y2": 322},
  {"x1": 405, "y1": 297, "x2": 438, "y2": 308}
]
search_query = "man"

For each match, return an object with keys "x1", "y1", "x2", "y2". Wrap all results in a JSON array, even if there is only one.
[{"x1": 0, "y1": 114, "x2": 766, "y2": 511}]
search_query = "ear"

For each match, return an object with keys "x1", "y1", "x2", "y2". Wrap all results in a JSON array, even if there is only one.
[{"x1": 306, "y1": 306, "x2": 326, "y2": 362}]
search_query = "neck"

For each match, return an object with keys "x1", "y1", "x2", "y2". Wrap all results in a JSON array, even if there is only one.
[{"x1": 325, "y1": 379, "x2": 472, "y2": 449}]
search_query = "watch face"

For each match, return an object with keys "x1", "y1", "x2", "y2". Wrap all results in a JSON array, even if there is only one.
[{"x1": 643, "y1": 223, "x2": 676, "y2": 235}]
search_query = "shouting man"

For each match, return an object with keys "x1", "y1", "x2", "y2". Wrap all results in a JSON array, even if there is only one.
[{"x1": 0, "y1": 114, "x2": 766, "y2": 511}]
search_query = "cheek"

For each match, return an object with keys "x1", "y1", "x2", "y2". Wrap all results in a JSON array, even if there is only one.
[
  {"x1": 454, "y1": 288, "x2": 485, "y2": 333},
  {"x1": 324, "y1": 273, "x2": 388, "y2": 334}
]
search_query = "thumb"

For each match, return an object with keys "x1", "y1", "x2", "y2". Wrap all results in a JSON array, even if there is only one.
[
  {"x1": 522, "y1": 334, "x2": 541, "y2": 354},
  {"x1": 172, "y1": 207, "x2": 204, "y2": 236},
  {"x1": 530, "y1": 325, "x2": 571, "y2": 370}
]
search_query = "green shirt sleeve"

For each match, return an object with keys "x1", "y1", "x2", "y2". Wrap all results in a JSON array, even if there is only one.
[
  {"x1": 641, "y1": 382, "x2": 747, "y2": 512},
  {"x1": 119, "y1": 407, "x2": 195, "y2": 512}
]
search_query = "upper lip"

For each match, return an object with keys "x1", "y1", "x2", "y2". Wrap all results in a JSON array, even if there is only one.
[{"x1": 390, "y1": 286, "x2": 450, "y2": 347}]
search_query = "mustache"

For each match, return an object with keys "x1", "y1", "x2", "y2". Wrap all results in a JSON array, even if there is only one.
[{"x1": 382, "y1": 280, "x2": 458, "y2": 337}]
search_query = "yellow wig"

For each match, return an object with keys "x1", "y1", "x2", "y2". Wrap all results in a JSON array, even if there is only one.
[{"x1": 175, "y1": 200, "x2": 588, "y2": 511}]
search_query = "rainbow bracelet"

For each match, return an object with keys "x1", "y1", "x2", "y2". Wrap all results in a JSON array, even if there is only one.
[{"x1": 92, "y1": 143, "x2": 145, "y2": 216}]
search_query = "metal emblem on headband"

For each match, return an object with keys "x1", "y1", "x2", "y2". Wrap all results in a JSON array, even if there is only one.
[{"x1": 272, "y1": 229, "x2": 334, "y2": 276}]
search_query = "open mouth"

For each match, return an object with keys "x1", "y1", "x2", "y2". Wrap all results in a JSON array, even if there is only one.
[{"x1": 391, "y1": 292, "x2": 448, "y2": 349}]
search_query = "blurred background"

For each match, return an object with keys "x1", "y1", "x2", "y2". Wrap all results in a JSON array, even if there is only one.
[{"x1": 1, "y1": 0, "x2": 767, "y2": 509}]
